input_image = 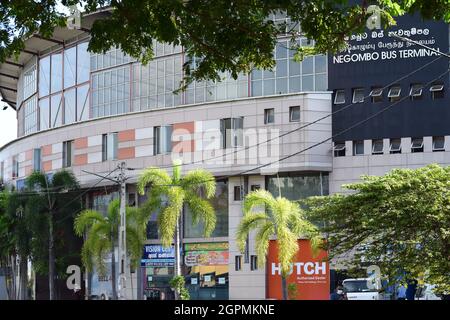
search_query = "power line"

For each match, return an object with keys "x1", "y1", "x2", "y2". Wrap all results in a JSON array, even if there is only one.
[
  {"x1": 145, "y1": 68, "x2": 450, "y2": 187},
  {"x1": 151, "y1": 55, "x2": 446, "y2": 171}
]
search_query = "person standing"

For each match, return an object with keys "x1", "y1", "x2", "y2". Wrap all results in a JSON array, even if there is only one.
[{"x1": 397, "y1": 284, "x2": 407, "y2": 300}]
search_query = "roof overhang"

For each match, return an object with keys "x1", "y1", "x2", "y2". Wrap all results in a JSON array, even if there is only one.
[{"x1": 0, "y1": 8, "x2": 112, "y2": 110}]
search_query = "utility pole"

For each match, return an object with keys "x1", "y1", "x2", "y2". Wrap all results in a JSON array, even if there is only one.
[{"x1": 117, "y1": 162, "x2": 129, "y2": 299}]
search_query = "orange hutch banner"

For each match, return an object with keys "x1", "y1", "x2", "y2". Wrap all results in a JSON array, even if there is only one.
[{"x1": 267, "y1": 239, "x2": 330, "y2": 300}]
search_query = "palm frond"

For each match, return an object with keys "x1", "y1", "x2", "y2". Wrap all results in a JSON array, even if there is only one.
[
  {"x1": 107, "y1": 199, "x2": 120, "y2": 227},
  {"x1": 277, "y1": 225, "x2": 298, "y2": 276},
  {"x1": 157, "y1": 187, "x2": 184, "y2": 247},
  {"x1": 186, "y1": 196, "x2": 216, "y2": 237},
  {"x1": 137, "y1": 167, "x2": 171, "y2": 195},
  {"x1": 255, "y1": 222, "x2": 275, "y2": 268},
  {"x1": 181, "y1": 169, "x2": 216, "y2": 198},
  {"x1": 243, "y1": 189, "x2": 277, "y2": 215},
  {"x1": 236, "y1": 212, "x2": 268, "y2": 253},
  {"x1": 25, "y1": 171, "x2": 48, "y2": 190},
  {"x1": 126, "y1": 226, "x2": 145, "y2": 269},
  {"x1": 74, "y1": 209, "x2": 105, "y2": 236}
]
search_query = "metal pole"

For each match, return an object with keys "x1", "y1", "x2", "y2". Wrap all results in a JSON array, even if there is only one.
[{"x1": 117, "y1": 162, "x2": 128, "y2": 299}]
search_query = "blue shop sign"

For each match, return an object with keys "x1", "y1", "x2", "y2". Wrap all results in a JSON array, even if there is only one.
[{"x1": 141, "y1": 244, "x2": 175, "y2": 267}]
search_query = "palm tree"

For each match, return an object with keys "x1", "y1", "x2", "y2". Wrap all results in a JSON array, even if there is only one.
[
  {"x1": 137, "y1": 160, "x2": 216, "y2": 298},
  {"x1": 4, "y1": 190, "x2": 33, "y2": 300},
  {"x1": 74, "y1": 199, "x2": 146, "y2": 300},
  {"x1": 236, "y1": 189, "x2": 321, "y2": 300},
  {"x1": 25, "y1": 170, "x2": 81, "y2": 300}
]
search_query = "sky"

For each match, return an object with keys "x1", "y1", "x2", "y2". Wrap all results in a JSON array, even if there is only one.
[{"x1": 0, "y1": 102, "x2": 18, "y2": 148}]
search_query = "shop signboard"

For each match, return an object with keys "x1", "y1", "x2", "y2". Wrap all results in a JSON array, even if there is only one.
[
  {"x1": 184, "y1": 242, "x2": 229, "y2": 267},
  {"x1": 141, "y1": 244, "x2": 175, "y2": 267},
  {"x1": 266, "y1": 239, "x2": 330, "y2": 300}
]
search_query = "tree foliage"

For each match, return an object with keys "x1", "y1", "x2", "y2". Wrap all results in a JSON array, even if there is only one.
[
  {"x1": 1, "y1": 1, "x2": 450, "y2": 87},
  {"x1": 236, "y1": 189, "x2": 321, "y2": 276},
  {"x1": 305, "y1": 164, "x2": 450, "y2": 293},
  {"x1": 74, "y1": 198, "x2": 146, "y2": 275},
  {"x1": 137, "y1": 160, "x2": 217, "y2": 248}
]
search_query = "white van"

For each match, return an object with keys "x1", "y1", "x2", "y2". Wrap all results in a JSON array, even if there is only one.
[{"x1": 343, "y1": 278, "x2": 384, "y2": 300}]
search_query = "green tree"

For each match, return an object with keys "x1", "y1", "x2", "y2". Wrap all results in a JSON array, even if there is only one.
[
  {"x1": 1, "y1": 1, "x2": 449, "y2": 87},
  {"x1": 137, "y1": 160, "x2": 216, "y2": 299},
  {"x1": 25, "y1": 170, "x2": 81, "y2": 300},
  {"x1": 3, "y1": 190, "x2": 34, "y2": 300},
  {"x1": 74, "y1": 198, "x2": 146, "y2": 300},
  {"x1": 305, "y1": 164, "x2": 450, "y2": 294},
  {"x1": 236, "y1": 189, "x2": 321, "y2": 300}
]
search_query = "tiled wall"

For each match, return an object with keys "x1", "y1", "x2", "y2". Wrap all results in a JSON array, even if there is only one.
[{"x1": 0, "y1": 93, "x2": 333, "y2": 187}]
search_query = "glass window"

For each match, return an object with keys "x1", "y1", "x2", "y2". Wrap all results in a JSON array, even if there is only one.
[
  {"x1": 12, "y1": 155, "x2": 19, "y2": 179},
  {"x1": 389, "y1": 138, "x2": 402, "y2": 154},
  {"x1": 102, "y1": 133, "x2": 118, "y2": 161},
  {"x1": 250, "y1": 255, "x2": 258, "y2": 271},
  {"x1": 276, "y1": 78, "x2": 288, "y2": 94},
  {"x1": 64, "y1": 46, "x2": 77, "y2": 89},
  {"x1": 410, "y1": 84, "x2": 423, "y2": 100},
  {"x1": 221, "y1": 117, "x2": 243, "y2": 148},
  {"x1": 333, "y1": 142, "x2": 346, "y2": 157},
  {"x1": 314, "y1": 55, "x2": 327, "y2": 73},
  {"x1": 264, "y1": 108, "x2": 275, "y2": 124},
  {"x1": 23, "y1": 63, "x2": 37, "y2": 100},
  {"x1": 153, "y1": 125, "x2": 173, "y2": 155},
  {"x1": 235, "y1": 256, "x2": 242, "y2": 271},
  {"x1": 64, "y1": 88, "x2": 76, "y2": 125},
  {"x1": 50, "y1": 94, "x2": 62, "y2": 127},
  {"x1": 302, "y1": 56, "x2": 314, "y2": 75},
  {"x1": 50, "y1": 53, "x2": 63, "y2": 93},
  {"x1": 411, "y1": 137, "x2": 424, "y2": 153},
  {"x1": 77, "y1": 84, "x2": 90, "y2": 121},
  {"x1": 302, "y1": 75, "x2": 314, "y2": 91},
  {"x1": 372, "y1": 139, "x2": 384, "y2": 155},
  {"x1": 234, "y1": 185, "x2": 243, "y2": 201},
  {"x1": 267, "y1": 173, "x2": 329, "y2": 200},
  {"x1": 353, "y1": 140, "x2": 364, "y2": 155},
  {"x1": 334, "y1": 90, "x2": 345, "y2": 105},
  {"x1": 23, "y1": 96, "x2": 38, "y2": 135},
  {"x1": 315, "y1": 73, "x2": 327, "y2": 91},
  {"x1": 184, "y1": 180, "x2": 228, "y2": 238},
  {"x1": 33, "y1": 148, "x2": 41, "y2": 172},
  {"x1": 39, "y1": 97, "x2": 50, "y2": 131},
  {"x1": 289, "y1": 76, "x2": 301, "y2": 93},
  {"x1": 370, "y1": 87, "x2": 383, "y2": 103},
  {"x1": 62, "y1": 140, "x2": 74, "y2": 168},
  {"x1": 289, "y1": 106, "x2": 300, "y2": 122},
  {"x1": 433, "y1": 136, "x2": 445, "y2": 152},
  {"x1": 430, "y1": 83, "x2": 444, "y2": 100},
  {"x1": 388, "y1": 86, "x2": 402, "y2": 102},
  {"x1": 39, "y1": 56, "x2": 51, "y2": 97},
  {"x1": 352, "y1": 88, "x2": 365, "y2": 103}
]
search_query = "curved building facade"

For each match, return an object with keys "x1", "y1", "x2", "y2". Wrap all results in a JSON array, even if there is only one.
[
  {"x1": 0, "y1": 11, "x2": 331, "y2": 300},
  {"x1": 1, "y1": 9, "x2": 450, "y2": 300}
]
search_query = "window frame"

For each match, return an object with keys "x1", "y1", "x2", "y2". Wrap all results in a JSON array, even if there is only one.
[
  {"x1": 411, "y1": 137, "x2": 424, "y2": 153},
  {"x1": 388, "y1": 86, "x2": 402, "y2": 102},
  {"x1": 235, "y1": 255, "x2": 242, "y2": 271},
  {"x1": 389, "y1": 138, "x2": 402, "y2": 154},
  {"x1": 352, "y1": 88, "x2": 365, "y2": 104},
  {"x1": 102, "y1": 132, "x2": 118, "y2": 161},
  {"x1": 430, "y1": 83, "x2": 445, "y2": 100},
  {"x1": 372, "y1": 139, "x2": 384, "y2": 155},
  {"x1": 352, "y1": 140, "x2": 364, "y2": 156},
  {"x1": 333, "y1": 142, "x2": 346, "y2": 157},
  {"x1": 334, "y1": 89, "x2": 346, "y2": 105},
  {"x1": 370, "y1": 87, "x2": 383, "y2": 103},
  {"x1": 289, "y1": 106, "x2": 300, "y2": 122},
  {"x1": 264, "y1": 108, "x2": 275, "y2": 124},
  {"x1": 62, "y1": 140, "x2": 74, "y2": 168},
  {"x1": 410, "y1": 84, "x2": 423, "y2": 100},
  {"x1": 432, "y1": 136, "x2": 445, "y2": 152}
]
